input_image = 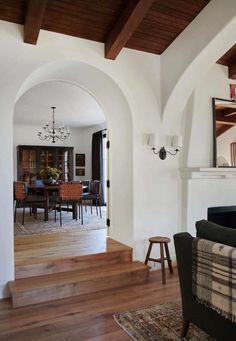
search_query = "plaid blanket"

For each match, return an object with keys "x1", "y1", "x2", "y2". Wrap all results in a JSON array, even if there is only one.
[{"x1": 192, "y1": 238, "x2": 236, "y2": 322}]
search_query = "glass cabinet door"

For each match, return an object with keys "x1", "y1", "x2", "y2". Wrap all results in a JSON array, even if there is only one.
[
  {"x1": 57, "y1": 150, "x2": 72, "y2": 181},
  {"x1": 39, "y1": 149, "x2": 54, "y2": 169},
  {"x1": 20, "y1": 149, "x2": 37, "y2": 182},
  {"x1": 17, "y1": 146, "x2": 74, "y2": 181}
]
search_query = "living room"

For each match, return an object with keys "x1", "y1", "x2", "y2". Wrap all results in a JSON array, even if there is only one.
[{"x1": 0, "y1": 0, "x2": 236, "y2": 340}]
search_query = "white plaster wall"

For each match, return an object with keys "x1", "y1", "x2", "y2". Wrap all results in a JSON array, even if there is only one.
[
  {"x1": 184, "y1": 64, "x2": 230, "y2": 168},
  {"x1": 181, "y1": 64, "x2": 236, "y2": 234},
  {"x1": 0, "y1": 20, "x2": 174, "y2": 297},
  {"x1": 183, "y1": 178, "x2": 236, "y2": 236},
  {"x1": 162, "y1": 0, "x2": 236, "y2": 129}
]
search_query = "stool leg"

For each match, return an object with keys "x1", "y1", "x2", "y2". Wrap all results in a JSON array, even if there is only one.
[
  {"x1": 145, "y1": 242, "x2": 153, "y2": 265},
  {"x1": 160, "y1": 242, "x2": 166, "y2": 284},
  {"x1": 164, "y1": 242, "x2": 173, "y2": 274}
]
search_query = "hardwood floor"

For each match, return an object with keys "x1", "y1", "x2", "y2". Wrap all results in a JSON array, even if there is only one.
[
  {"x1": 0, "y1": 269, "x2": 180, "y2": 341},
  {"x1": 15, "y1": 229, "x2": 114, "y2": 265}
]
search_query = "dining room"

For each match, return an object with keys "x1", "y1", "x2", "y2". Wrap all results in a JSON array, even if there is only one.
[{"x1": 13, "y1": 80, "x2": 108, "y2": 237}]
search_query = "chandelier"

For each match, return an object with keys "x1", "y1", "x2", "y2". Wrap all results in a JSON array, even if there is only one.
[{"x1": 37, "y1": 106, "x2": 70, "y2": 143}]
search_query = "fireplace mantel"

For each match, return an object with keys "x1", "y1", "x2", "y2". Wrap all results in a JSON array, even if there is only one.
[{"x1": 181, "y1": 167, "x2": 236, "y2": 180}]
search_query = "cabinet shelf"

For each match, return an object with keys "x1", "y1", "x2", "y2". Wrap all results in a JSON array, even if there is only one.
[{"x1": 17, "y1": 145, "x2": 74, "y2": 182}]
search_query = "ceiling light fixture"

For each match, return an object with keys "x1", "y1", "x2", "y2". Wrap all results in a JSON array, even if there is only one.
[{"x1": 37, "y1": 106, "x2": 70, "y2": 143}]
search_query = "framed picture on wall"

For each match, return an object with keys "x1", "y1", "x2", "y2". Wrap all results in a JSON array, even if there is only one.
[
  {"x1": 76, "y1": 168, "x2": 85, "y2": 176},
  {"x1": 76, "y1": 153, "x2": 85, "y2": 167}
]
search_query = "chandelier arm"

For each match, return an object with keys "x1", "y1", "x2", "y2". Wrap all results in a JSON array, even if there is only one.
[{"x1": 38, "y1": 106, "x2": 70, "y2": 143}]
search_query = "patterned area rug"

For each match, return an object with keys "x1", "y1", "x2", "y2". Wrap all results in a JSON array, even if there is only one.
[
  {"x1": 14, "y1": 206, "x2": 106, "y2": 236},
  {"x1": 113, "y1": 301, "x2": 215, "y2": 341}
]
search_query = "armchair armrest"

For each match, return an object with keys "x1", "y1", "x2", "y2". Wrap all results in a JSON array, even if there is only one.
[{"x1": 174, "y1": 232, "x2": 194, "y2": 318}]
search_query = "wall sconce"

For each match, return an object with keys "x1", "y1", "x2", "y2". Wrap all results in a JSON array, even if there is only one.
[{"x1": 148, "y1": 133, "x2": 182, "y2": 160}]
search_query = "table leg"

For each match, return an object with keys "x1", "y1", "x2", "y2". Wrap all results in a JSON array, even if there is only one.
[{"x1": 44, "y1": 190, "x2": 49, "y2": 222}]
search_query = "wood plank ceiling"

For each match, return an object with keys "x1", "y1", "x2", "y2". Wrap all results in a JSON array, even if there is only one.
[
  {"x1": 0, "y1": 0, "x2": 210, "y2": 60},
  {"x1": 217, "y1": 44, "x2": 236, "y2": 80},
  {"x1": 215, "y1": 102, "x2": 236, "y2": 137}
]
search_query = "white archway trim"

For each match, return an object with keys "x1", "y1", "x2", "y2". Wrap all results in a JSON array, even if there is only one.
[{"x1": 161, "y1": 0, "x2": 236, "y2": 130}]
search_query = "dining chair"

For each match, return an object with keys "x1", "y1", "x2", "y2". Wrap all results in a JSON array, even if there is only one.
[
  {"x1": 14, "y1": 181, "x2": 46, "y2": 225},
  {"x1": 82, "y1": 180, "x2": 102, "y2": 218},
  {"x1": 56, "y1": 182, "x2": 83, "y2": 226}
]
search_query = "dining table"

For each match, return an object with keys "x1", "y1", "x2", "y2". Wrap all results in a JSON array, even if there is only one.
[
  {"x1": 28, "y1": 183, "x2": 88, "y2": 222},
  {"x1": 28, "y1": 184, "x2": 59, "y2": 221}
]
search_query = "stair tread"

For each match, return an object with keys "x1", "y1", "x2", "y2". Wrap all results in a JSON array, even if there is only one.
[
  {"x1": 9, "y1": 261, "x2": 148, "y2": 293},
  {"x1": 15, "y1": 237, "x2": 132, "y2": 266},
  {"x1": 15, "y1": 247, "x2": 132, "y2": 266}
]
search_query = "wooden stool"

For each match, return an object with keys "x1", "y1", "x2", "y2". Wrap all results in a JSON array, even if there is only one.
[{"x1": 145, "y1": 236, "x2": 173, "y2": 284}]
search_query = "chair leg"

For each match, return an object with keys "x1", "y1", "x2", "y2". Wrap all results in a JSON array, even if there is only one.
[
  {"x1": 160, "y1": 242, "x2": 166, "y2": 284},
  {"x1": 99, "y1": 198, "x2": 102, "y2": 218},
  {"x1": 81, "y1": 203, "x2": 83, "y2": 225},
  {"x1": 14, "y1": 200, "x2": 17, "y2": 223},
  {"x1": 181, "y1": 320, "x2": 190, "y2": 337},
  {"x1": 35, "y1": 203, "x2": 38, "y2": 220},
  {"x1": 22, "y1": 202, "x2": 25, "y2": 225},
  {"x1": 164, "y1": 242, "x2": 173, "y2": 274},
  {"x1": 75, "y1": 203, "x2": 78, "y2": 221},
  {"x1": 54, "y1": 202, "x2": 57, "y2": 222},
  {"x1": 90, "y1": 200, "x2": 93, "y2": 214},
  {"x1": 95, "y1": 199, "x2": 98, "y2": 216},
  {"x1": 60, "y1": 203, "x2": 62, "y2": 226},
  {"x1": 145, "y1": 242, "x2": 153, "y2": 265}
]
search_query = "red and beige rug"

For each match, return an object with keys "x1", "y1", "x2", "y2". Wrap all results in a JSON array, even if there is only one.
[{"x1": 113, "y1": 301, "x2": 215, "y2": 341}]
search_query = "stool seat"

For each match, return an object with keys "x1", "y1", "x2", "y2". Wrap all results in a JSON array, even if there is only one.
[
  {"x1": 145, "y1": 235, "x2": 173, "y2": 284},
  {"x1": 149, "y1": 236, "x2": 170, "y2": 243}
]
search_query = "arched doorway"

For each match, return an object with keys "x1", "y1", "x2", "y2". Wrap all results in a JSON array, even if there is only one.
[{"x1": 0, "y1": 60, "x2": 134, "y2": 297}]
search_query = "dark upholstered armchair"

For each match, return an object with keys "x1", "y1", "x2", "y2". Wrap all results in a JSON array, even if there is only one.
[{"x1": 174, "y1": 220, "x2": 236, "y2": 341}]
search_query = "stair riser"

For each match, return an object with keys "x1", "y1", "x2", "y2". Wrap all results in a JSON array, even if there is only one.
[
  {"x1": 11, "y1": 268, "x2": 149, "y2": 308},
  {"x1": 15, "y1": 250, "x2": 133, "y2": 279}
]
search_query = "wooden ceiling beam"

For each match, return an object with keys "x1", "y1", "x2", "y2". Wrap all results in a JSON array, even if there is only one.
[
  {"x1": 105, "y1": 0, "x2": 154, "y2": 60},
  {"x1": 229, "y1": 60, "x2": 236, "y2": 80},
  {"x1": 24, "y1": 0, "x2": 48, "y2": 45},
  {"x1": 216, "y1": 119, "x2": 236, "y2": 125}
]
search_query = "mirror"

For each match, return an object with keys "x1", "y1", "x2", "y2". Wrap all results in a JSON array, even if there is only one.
[{"x1": 213, "y1": 97, "x2": 236, "y2": 167}]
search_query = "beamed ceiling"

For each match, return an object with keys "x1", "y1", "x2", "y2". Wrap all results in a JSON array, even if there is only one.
[{"x1": 0, "y1": 0, "x2": 235, "y2": 74}]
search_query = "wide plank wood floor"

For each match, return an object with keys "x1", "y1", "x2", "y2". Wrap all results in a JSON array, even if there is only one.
[
  {"x1": 0, "y1": 270, "x2": 180, "y2": 341},
  {"x1": 15, "y1": 229, "x2": 131, "y2": 266}
]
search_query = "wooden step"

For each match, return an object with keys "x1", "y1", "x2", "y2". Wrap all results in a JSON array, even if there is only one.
[
  {"x1": 9, "y1": 261, "x2": 149, "y2": 308},
  {"x1": 15, "y1": 232, "x2": 133, "y2": 279},
  {"x1": 15, "y1": 249, "x2": 132, "y2": 279}
]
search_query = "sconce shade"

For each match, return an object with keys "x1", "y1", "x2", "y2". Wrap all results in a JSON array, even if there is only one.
[
  {"x1": 172, "y1": 135, "x2": 182, "y2": 149},
  {"x1": 148, "y1": 133, "x2": 159, "y2": 147}
]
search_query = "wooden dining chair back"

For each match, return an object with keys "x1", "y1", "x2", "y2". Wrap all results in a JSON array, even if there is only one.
[
  {"x1": 14, "y1": 181, "x2": 27, "y2": 201},
  {"x1": 82, "y1": 180, "x2": 102, "y2": 218},
  {"x1": 14, "y1": 181, "x2": 46, "y2": 225},
  {"x1": 58, "y1": 182, "x2": 83, "y2": 226}
]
